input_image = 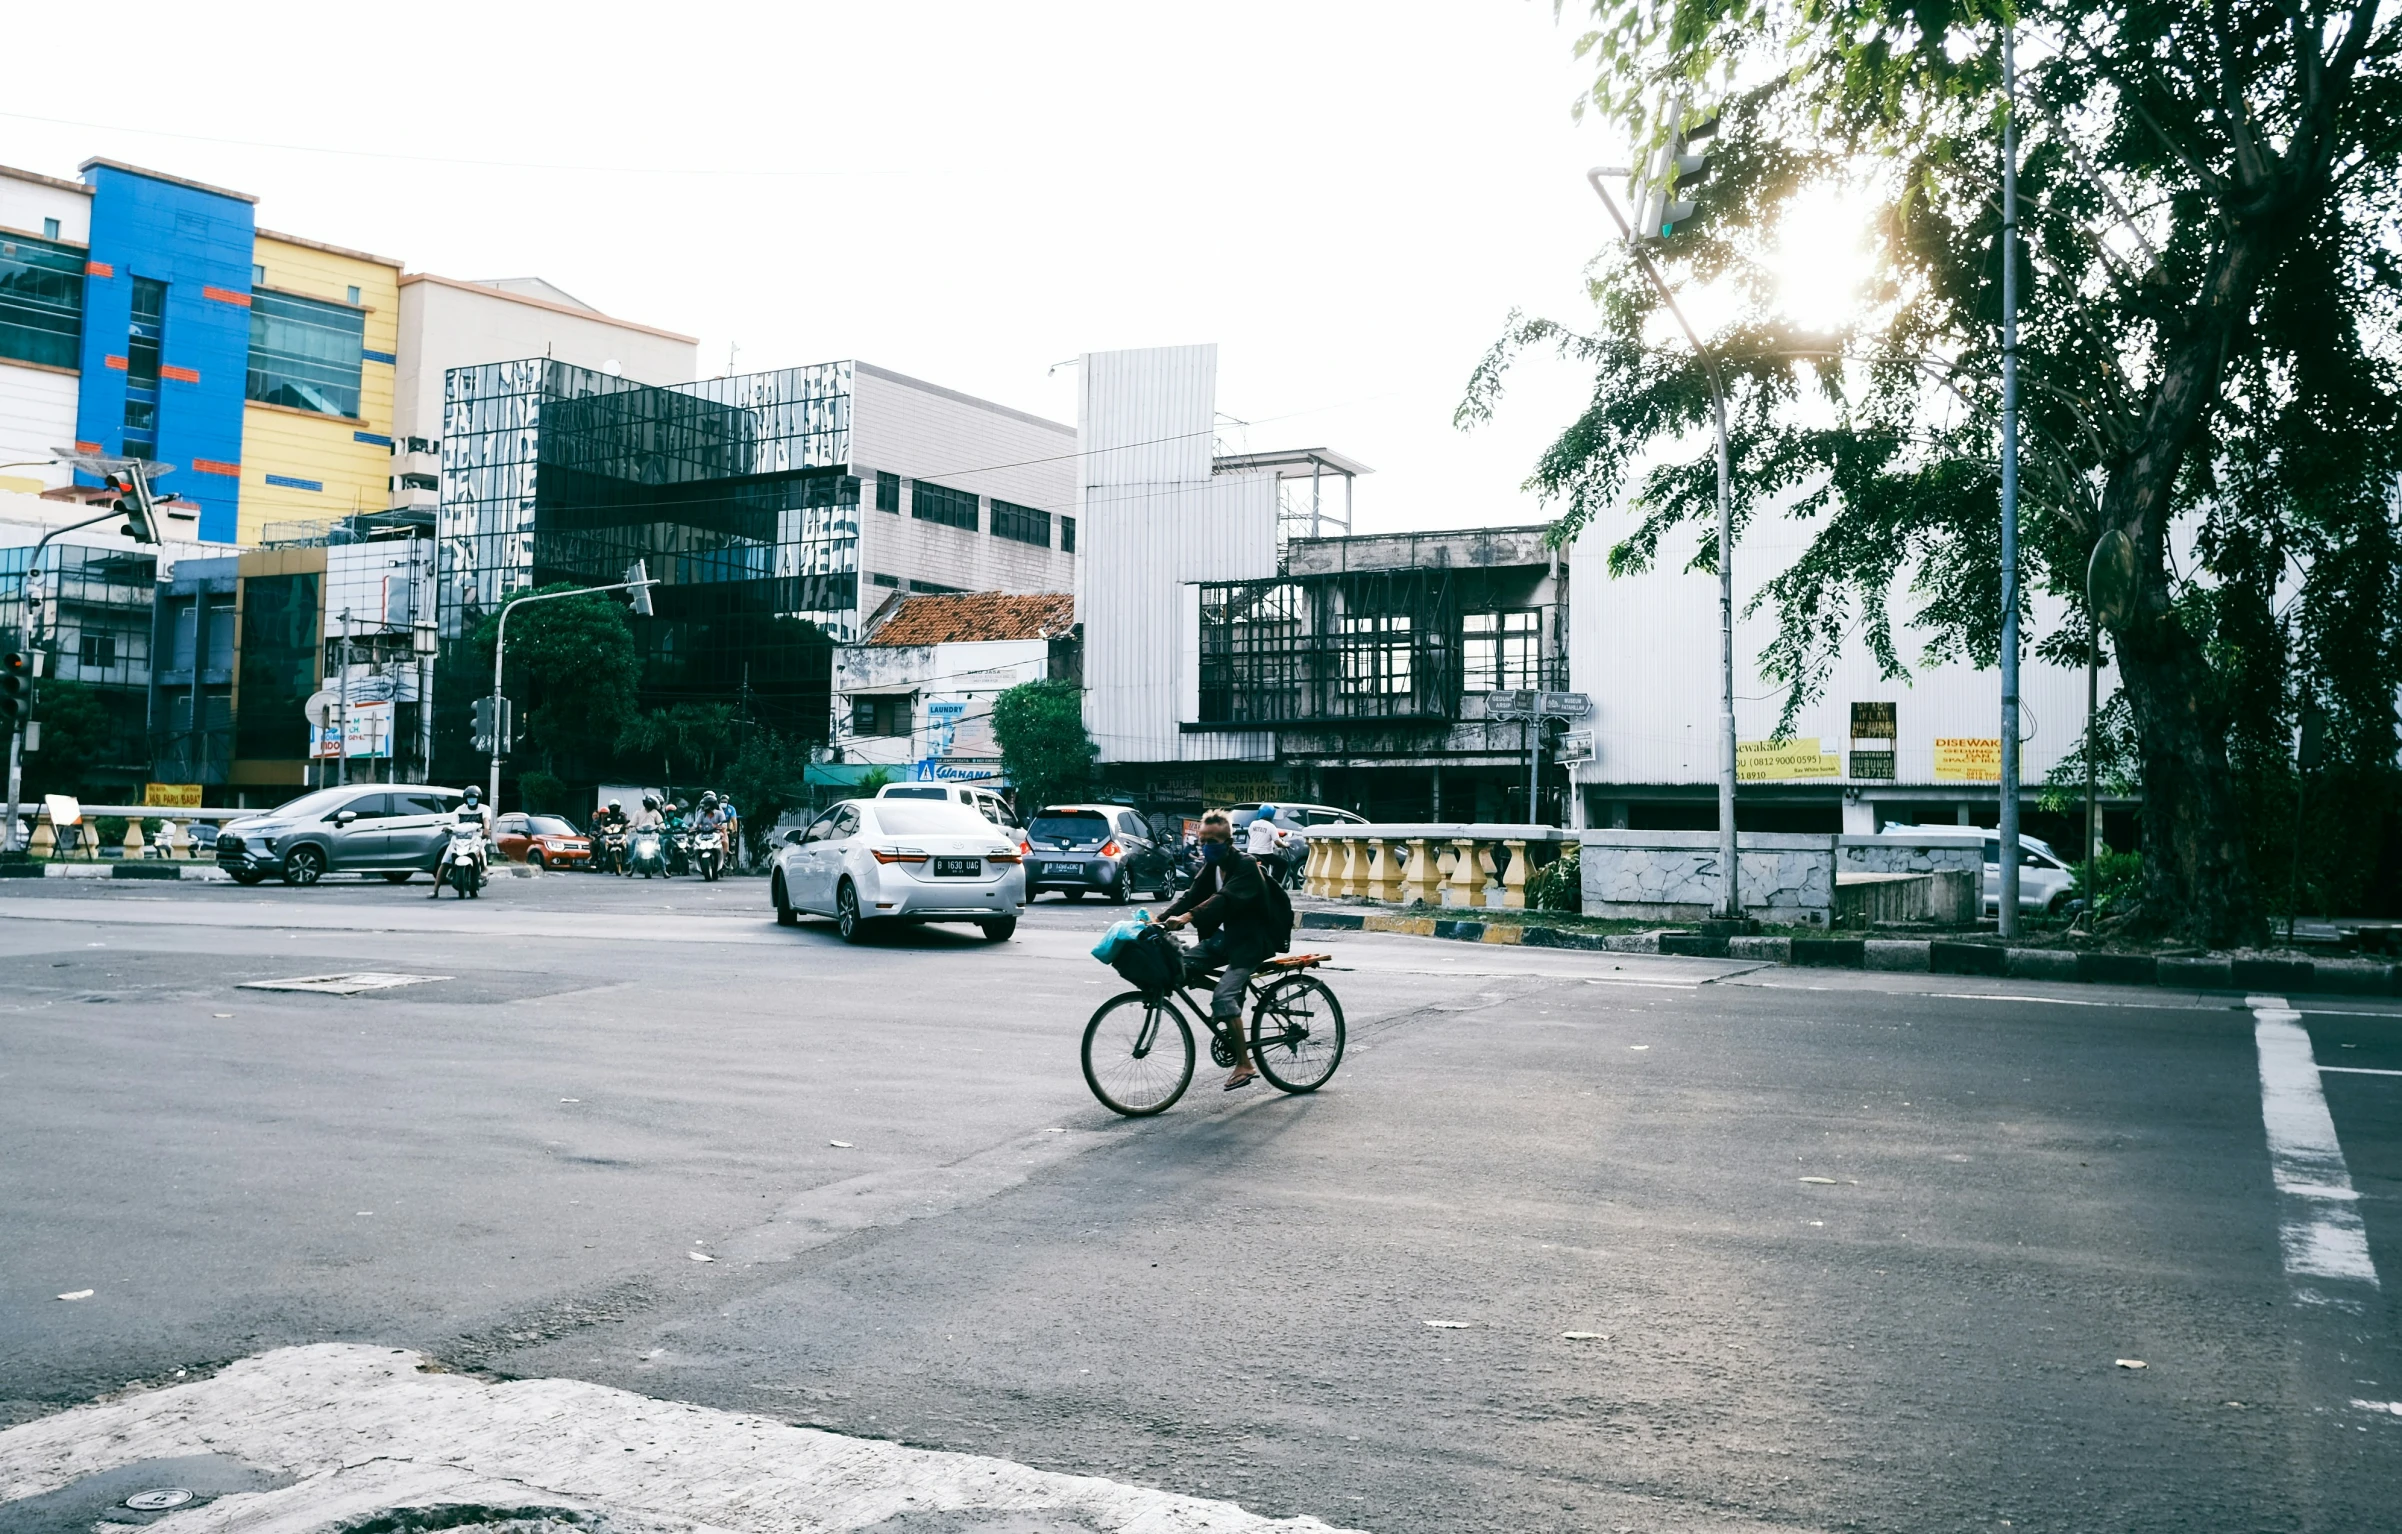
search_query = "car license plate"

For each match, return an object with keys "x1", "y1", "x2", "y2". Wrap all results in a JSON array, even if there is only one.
[
  {"x1": 1042, "y1": 861, "x2": 1081, "y2": 876},
  {"x1": 934, "y1": 857, "x2": 982, "y2": 877}
]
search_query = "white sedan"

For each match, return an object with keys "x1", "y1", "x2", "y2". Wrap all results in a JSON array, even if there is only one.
[{"x1": 771, "y1": 798, "x2": 1027, "y2": 943}]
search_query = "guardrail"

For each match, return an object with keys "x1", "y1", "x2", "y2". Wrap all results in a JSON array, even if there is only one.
[
  {"x1": 1300, "y1": 823, "x2": 1572, "y2": 910},
  {"x1": 11, "y1": 804, "x2": 242, "y2": 860}
]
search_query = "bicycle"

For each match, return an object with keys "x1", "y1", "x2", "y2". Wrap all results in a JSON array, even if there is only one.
[{"x1": 1081, "y1": 950, "x2": 1346, "y2": 1116}]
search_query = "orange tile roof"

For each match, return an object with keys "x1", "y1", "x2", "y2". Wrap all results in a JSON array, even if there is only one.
[{"x1": 865, "y1": 592, "x2": 1076, "y2": 646}]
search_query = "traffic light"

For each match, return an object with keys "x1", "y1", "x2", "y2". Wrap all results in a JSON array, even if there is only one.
[
  {"x1": 472, "y1": 695, "x2": 511, "y2": 755},
  {"x1": 1640, "y1": 110, "x2": 1718, "y2": 241},
  {"x1": 1, "y1": 651, "x2": 28, "y2": 727},
  {"x1": 109, "y1": 465, "x2": 159, "y2": 543},
  {"x1": 625, "y1": 559, "x2": 653, "y2": 618}
]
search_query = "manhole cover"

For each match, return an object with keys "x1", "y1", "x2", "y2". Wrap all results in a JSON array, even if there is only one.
[
  {"x1": 125, "y1": 1489, "x2": 197, "y2": 1511},
  {"x1": 238, "y1": 972, "x2": 450, "y2": 995}
]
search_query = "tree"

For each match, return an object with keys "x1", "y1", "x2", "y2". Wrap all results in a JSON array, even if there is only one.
[
  {"x1": 469, "y1": 587, "x2": 642, "y2": 778},
  {"x1": 992, "y1": 680, "x2": 1097, "y2": 812},
  {"x1": 1464, "y1": 1, "x2": 2402, "y2": 942},
  {"x1": 617, "y1": 702, "x2": 738, "y2": 785},
  {"x1": 719, "y1": 729, "x2": 812, "y2": 867},
  {"x1": 23, "y1": 679, "x2": 116, "y2": 798}
]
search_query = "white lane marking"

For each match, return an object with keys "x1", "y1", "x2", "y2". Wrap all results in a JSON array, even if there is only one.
[
  {"x1": 2251, "y1": 995, "x2": 2380, "y2": 1289},
  {"x1": 2320, "y1": 1065, "x2": 2402, "y2": 1077},
  {"x1": 0, "y1": 1344, "x2": 1362, "y2": 1532}
]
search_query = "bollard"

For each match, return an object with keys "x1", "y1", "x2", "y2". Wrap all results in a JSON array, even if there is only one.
[
  {"x1": 1501, "y1": 839, "x2": 1531, "y2": 910},
  {"x1": 1403, "y1": 837, "x2": 1444, "y2": 905},
  {"x1": 1446, "y1": 837, "x2": 1481, "y2": 908}
]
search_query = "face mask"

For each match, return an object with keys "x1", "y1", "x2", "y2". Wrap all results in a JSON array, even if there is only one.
[{"x1": 1202, "y1": 838, "x2": 1230, "y2": 866}]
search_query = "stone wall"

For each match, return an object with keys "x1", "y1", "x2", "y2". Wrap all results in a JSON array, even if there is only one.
[
  {"x1": 1578, "y1": 831, "x2": 1838, "y2": 924},
  {"x1": 1581, "y1": 831, "x2": 1990, "y2": 926}
]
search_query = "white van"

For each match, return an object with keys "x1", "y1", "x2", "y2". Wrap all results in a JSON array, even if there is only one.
[
  {"x1": 1883, "y1": 825, "x2": 2079, "y2": 915},
  {"x1": 876, "y1": 781, "x2": 1018, "y2": 830}
]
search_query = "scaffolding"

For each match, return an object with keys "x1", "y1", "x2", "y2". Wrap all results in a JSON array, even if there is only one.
[{"x1": 1212, "y1": 448, "x2": 1372, "y2": 544}]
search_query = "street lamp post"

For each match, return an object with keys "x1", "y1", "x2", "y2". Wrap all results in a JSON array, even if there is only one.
[
  {"x1": 484, "y1": 563, "x2": 655, "y2": 812},
  {"x1": 1997, "y1": 25, "x2": 2024, "y2": 938},
  {"x1": 1586, "y1": 167, "x2": 1740, "y2": 920}
]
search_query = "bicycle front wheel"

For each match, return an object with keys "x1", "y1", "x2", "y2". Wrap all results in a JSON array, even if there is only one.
[
  {"x1": 1083, "y1": 991, "x2": 1195, "y2": 1117},
  {"x1": 1250, "y1": 974, "x2": 1346, "y2": 1093}
]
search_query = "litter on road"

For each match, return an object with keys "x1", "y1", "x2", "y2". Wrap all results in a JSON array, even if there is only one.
[
  {"x1": 687, "y1": 1252, "x2": 715, "y2": 1263},
  {"x1": 2116, "y1": 1359, "x2": 2147, "y2": 1369},
  {"x1": 1562, "y1": 1331, "x2": 1612, "y2": 1341},
  {"x1": 1800, "y1": 1176, "x2": 1840, "y2": 1184},
  {"x1": 1423, "y1": 1320, "x2": 1474, "y2": 1329},
  {"x1": 237, "y1": 972, "x2": 448, "y2": 995},
  {"x1": 55, "y1": 1290, "x2": 92, "y2": 1301},
  {"x1": 829, "y1": 1140, "x2": 854, "y2": 1148}
]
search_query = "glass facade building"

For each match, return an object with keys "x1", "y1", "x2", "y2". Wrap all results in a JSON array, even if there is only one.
[{"x1": 435, "y1": 358, "x2": 860, "y2": 777}]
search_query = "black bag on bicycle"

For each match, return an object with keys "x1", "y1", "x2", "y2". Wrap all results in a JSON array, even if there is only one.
[{"x1": 1110, "y1": 925, "x2": 1185, "y2": 996}]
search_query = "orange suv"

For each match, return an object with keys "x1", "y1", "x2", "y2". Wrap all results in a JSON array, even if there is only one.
[{"x1": 493, "y1": 812, "x2": 592, "y2": 870}]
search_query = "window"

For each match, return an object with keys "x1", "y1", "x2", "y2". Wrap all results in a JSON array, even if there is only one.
[
  {"x1": 247, "y1": 288, "x2": 366, "y2": 417},
  {"x1": 1338, "y1": 613, "x2": 1413, "y2": 696},
  {"x1": 876, "y1": 470, "x2": 900, "y2": 512},
  {"x1": 871, "y1": 572, "x2": 899, "y2": 588},
  {"x1": 909, "y1": 579, "x2": 964, "y2": 594},
  {"x1": 252, "y1": 263, "x2": 266, "y2": 285},
  {"x1": 335, "y1": 793, "x2": 393, "y2": 821},
  {"x1": 346, "y1": 285, "x2": 361, "y2": 305},
  {"x1": 911, "y1": 479, "x2": 979, "y2": 530},
  {"x1": 234, "y1": 572, "x2": 319, "y2": 759},
  {"x1": 990, "y1": 498, "x2": 1050, "y2": 547},
  {"x1": 1060, "y1": 515, "x2": 1076, "y2": 554},
  {"x1": 77, "y1": 632, "x2": 116, "y2": 668},
  {"x1": 394, "y1": 791, "x2": 459, "y2": 817},
  {"x1": 122, "y1": 277, "x2": 166, "y2": 459},
  {"x1": 1463, "y1": 609, "x2": 1541, "y2": 692},
  {"x1": 851, "y1": 695, "x2": 911, "y2": 736},
  {"x1": 42, "y1": 218, "x2": 59, "y2": 239}
]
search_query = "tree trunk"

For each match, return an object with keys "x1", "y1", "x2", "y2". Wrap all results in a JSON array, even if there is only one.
[{"x1": 2099, "y1": 221, "x2": 2281, "y2": 949}]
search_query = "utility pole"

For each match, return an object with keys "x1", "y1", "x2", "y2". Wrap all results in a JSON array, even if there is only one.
[
  {"x1": 1997, "y1": 26, "x2": 2024, "y2": 937},
  {"x1": 1588, "y1": 127, "x2": 1737, "y2": 918}
]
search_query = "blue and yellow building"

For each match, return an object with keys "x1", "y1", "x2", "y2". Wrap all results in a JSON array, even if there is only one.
[{"x1": 1, "y1": 159, "x2": 399, "y2": 546}]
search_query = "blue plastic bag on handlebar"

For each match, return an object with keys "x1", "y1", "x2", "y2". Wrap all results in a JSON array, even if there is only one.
[{"x1": 1089, "y1": 911, "x2": 1154, "y2": 963}]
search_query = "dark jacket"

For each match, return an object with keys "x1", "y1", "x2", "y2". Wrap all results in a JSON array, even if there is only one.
[{"x1": 1166, "y1": 849, "x2": 1274, "y2": 965}]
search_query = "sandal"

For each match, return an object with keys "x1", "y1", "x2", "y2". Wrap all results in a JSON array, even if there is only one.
[{"x1": 1222, "y1": 1068, "x2": 1257, "y2": 1092}]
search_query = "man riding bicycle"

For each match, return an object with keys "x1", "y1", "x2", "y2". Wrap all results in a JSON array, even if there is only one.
[{"x1": 1158, "y1": 809, "x2": 1273, "y2": 1092}]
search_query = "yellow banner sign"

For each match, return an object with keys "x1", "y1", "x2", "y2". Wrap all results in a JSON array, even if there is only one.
[
  {"x1": 143, "y1": 782, "x2": 205, "y2": 809},
  {"x1": 1933, "y1": 737, "x2": 2003, "y2": 781},
  {"x1": 1736, "y1": 737, "x2": 1841, "y2": 782}
]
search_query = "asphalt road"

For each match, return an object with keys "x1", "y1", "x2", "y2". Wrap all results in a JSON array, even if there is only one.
[{"x1": 2, "y1": 871, "x2": 2396, "y2": 1533}]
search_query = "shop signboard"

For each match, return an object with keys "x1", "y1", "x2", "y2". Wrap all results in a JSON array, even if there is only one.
[{"x1": 1736, "y1": 737, "x2": 1842, "y2": 782}]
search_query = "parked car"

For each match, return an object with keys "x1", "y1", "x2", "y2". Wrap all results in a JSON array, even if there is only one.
[
  {"x1": 491, "y1": 812, "x2": 591, "y2": 869},
  {"x1": 1883, "y1": 825, "x2": 2078, "y2": 915},
  {"x1": 772, "y1": 798, "x2": 1025, "y2": 942},
  {"x1": 876, "y1": 781, "x2": 1020, "y2": 829},
  {"x1": 1021, "y1": 804, "x2": 1176, "y2": 903},
  {"x1": 1226, "y1": 802, "x2": 1367, "y2": 833},
  {"x1": 215, "y1": 785, "x2": 468, "y2": 886}
]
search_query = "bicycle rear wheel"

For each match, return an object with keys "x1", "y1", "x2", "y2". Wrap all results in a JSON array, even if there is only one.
[
  {"x1": 1083, "y1": 991, "x2": 1195, "y2": 1117},
  {"x1": 1249, "y1": 973, "x2": 1345, "y2": 1093}
]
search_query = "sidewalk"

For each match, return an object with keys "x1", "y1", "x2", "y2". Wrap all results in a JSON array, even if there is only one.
[{"x1": 1297, "y1": 905, "x2": 2402, "y2": 996}]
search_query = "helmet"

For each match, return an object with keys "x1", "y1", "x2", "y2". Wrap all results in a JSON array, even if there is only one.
[
  {"x1": 463, "y1": 785, "x2": 482, "y2": 803},
  {"x1": 1257, "y1": 803, "x2": 1276, "y2": 819},
  {"x1": 643, "y1": 794, "x2": 659, "y2": 810},
  {"x1": 701, "y1": 792, "x2": 718, "y2": 807},
  {"x1": 608, "y1": 799, "x2": 621, "y2": 811},
  {"x1": 675, "y1": 799, "x2": 689, "y2": 813}
]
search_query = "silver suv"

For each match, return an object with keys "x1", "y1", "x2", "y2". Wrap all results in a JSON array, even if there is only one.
[
  {"x1": 1882, "y1": 825, "x2": 2078, "y2": 915},
  {"x1": 216, "y1": 784, "x2": 468, "y2": 887}
]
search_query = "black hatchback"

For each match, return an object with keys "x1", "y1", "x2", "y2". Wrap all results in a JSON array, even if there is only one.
[{"x1": 1022, "y1": 804, "x2": 1174, "y2": 903}]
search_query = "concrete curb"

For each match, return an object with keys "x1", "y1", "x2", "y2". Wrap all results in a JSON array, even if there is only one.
[
  {"x1": 0, "y1": 861, "x2": 232, "y2": 881},
  {"x1": 1297, "y1": 908, "x2": 2402, "y2": 995}
]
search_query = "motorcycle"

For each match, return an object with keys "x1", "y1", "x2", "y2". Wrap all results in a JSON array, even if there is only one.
[
  {"x1": 665, "y1": 826, "x2": 692, "y2": 877},
  {"x1": 432, "y1": 819, "x2": 488, "y2": 899},
  {"x1": 692, "y1": 826, "x2": 725, "y2": 882},
  {"x1": 628, "y1": 826, "x2": 666, "y2": 880},
  {"x1": 598, "y1": 826, "x2": 628, "y2": 876}
]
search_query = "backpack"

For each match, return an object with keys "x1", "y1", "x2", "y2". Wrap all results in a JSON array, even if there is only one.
[
  {"x1": 1110, "y1": 924, "x2": 1186, "y2": 996},
  {"x1": 1249, "y1": 853, "x2": 1295, "y2": 954}
]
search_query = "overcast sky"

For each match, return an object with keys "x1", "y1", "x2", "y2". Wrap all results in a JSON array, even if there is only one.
[{"x1": 5, "y1": 2, "x2": 1629, "y2": 535}]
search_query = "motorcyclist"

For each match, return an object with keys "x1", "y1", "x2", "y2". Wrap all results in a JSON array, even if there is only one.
[
  {"x1": 594, "y1": 799, "x2": 630, "y2": 875},
  {"x1": 632, "y1": 794, "x2": 664, "y2": 831},
  {"x1": 691, "y1": 792, "x2": 730, "y2": 876},
  {"x1": 430, "y1": 786, "x2": 490, "y2": 899}
]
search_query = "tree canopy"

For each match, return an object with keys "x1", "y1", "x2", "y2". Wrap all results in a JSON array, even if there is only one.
[
  {"x1": 992, "y1": 680, "x2": 1097, "y2": 812},
  {"x1": 1464, "y1": 0, "x2": 2402, "y2": 941},
  {"x1": 468, "y1": 586, "x2": 642, "y2": 777}
]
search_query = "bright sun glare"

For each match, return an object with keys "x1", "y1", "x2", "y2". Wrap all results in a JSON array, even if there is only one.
[{"x1": 1769, "y1": 181, "x2": 1878, "y2": 334}]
